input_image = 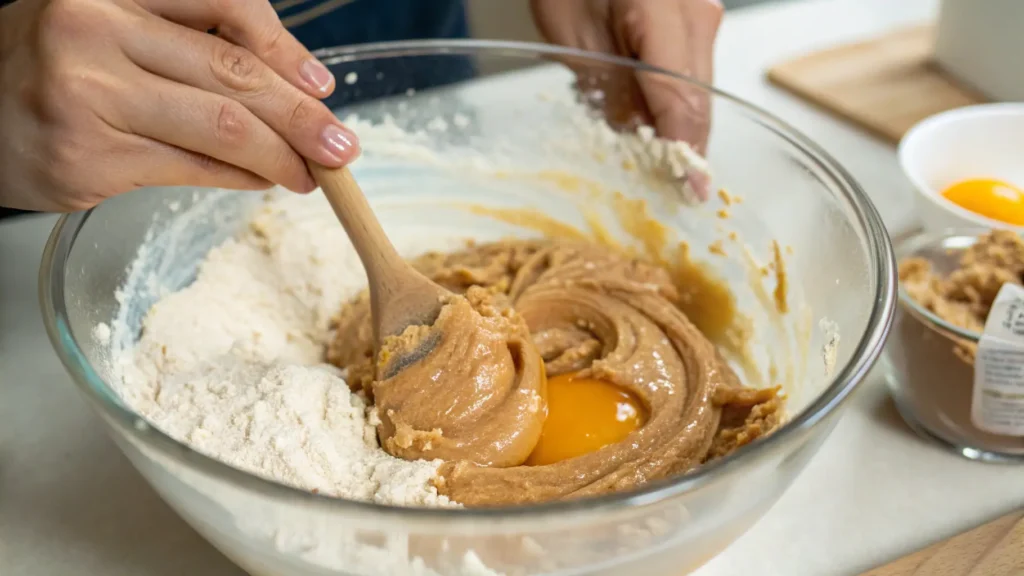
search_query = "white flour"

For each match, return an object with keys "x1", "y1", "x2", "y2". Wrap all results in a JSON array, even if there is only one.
[
  {"x1": 114, "y1": 194, "x2": 465, "y2": 507},
  {"x1": 148, "y1": 361, "x2": 454, "y2": 506}
]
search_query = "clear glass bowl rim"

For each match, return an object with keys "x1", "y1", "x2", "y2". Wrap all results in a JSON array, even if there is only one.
[{"x1": 38, "y1": 39, "x2": 897, "y2": 524}]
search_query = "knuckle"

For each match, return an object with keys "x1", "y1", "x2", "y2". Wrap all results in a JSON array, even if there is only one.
[
  {"x1": 37, "y1": 0, "x2": 121, "y2": 45},
  {"x1": 256, "y1": 25, "x2": 288, "y2": 59},
  {"x1": 271, "y1": 149, "x2": 305, "y2": 183},
  {"x1": 619, "y1": 2, "x2": 644, "y2": 27},
  {"x1": 208, "y1": 0, "x2": 242, "y2": 19},
  {"x1": 686, "y1": 0, "x2": 724, "y2": 25},
  {"x1": 201, "y1": 0, "x2": 237, "y2": 20},
  {"x1": 66, "y1": 71, "x2": 107, "y2": 101},
  {"x1": 213, "y1": 100, "x2": 250, "y2": 146},
  {"x1": 287, "y1": 97, "x2": 320, "y2": 133},
  {"x1": 215, "y1": 0, "x2": 289, "y2": 58},
  {"x1": 703, "y1": 0, "x2": 725, "y2": 17},
  {"x1": 211, "y1": 44, "x2": 264, "y2": 93},
  {"x1": 36, "y1": 68, "x2": 106, "y2": 120},
  {"x1": 38, "y1": 0, "x2": 88, "y2": 37}
]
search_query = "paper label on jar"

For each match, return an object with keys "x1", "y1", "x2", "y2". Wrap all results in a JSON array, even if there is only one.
[{"x1": 974, "y1": 283, "x2": 1024, "y2": 436}]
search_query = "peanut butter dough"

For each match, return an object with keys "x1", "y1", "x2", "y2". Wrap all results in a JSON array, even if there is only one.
[
  {"x1": 374, "y1": 289, "x2": 546, "y2": 468},
  {"x1": 329, "y1": 239, "x2": 783, "y2": 507},
  {"x1": 900, "y1": 229, "x2": 1024, "y2": 335}
]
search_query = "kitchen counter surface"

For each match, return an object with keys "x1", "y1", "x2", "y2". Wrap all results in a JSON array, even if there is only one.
[{"x1": 2, "y1": 0, "x2": 1022, "y2": 575}]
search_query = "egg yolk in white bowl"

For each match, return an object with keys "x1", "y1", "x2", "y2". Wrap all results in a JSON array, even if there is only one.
[{"x1": 941, "y1": 178, "x2": 1024, "y2": 226}]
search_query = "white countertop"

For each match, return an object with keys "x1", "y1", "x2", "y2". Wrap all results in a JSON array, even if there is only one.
[{"x1": 2, "y1": 1, "x2": 1022, "y2": 575}]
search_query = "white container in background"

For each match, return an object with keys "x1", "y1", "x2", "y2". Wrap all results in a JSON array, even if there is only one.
[
  {"x1": 898, "y1": 103, "x2": 1024, "y2": 231},
  {"x1": 934, "y1": 0, "x2": 1024, "y2": 102}
]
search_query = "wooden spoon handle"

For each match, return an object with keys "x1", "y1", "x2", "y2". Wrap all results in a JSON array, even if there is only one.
[
  {"x1": 307, "y1": 160, "x2": 449, "y2": 344},
  {"x1": 307, "y1": 162, "x2": 406, "y2": 283}
]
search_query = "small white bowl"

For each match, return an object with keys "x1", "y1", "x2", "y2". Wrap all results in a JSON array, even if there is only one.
[{"x1": 898, "y1": 103, "x2": 1024, "y2": 232}]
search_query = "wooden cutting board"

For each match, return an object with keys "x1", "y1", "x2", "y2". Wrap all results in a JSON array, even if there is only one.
[
  {"x1": 859, "y1": 509, "x2": 1024, "y2": 576},
  {"x1": 767, "y1": 25, "x2": 986, "y2": 144}
]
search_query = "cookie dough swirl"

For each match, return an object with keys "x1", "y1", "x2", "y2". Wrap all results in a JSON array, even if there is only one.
[
  {"x1": 372, "y1": 288, "x2": 547, "y2": 468},
  {"x1": 329, "y1": 240, "x2": 782, "y2": 506}
]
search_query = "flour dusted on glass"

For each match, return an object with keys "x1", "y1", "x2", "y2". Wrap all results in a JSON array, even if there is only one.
[
  {"x1": 336, "y1": 95, "x2": 710, "y2": 206},
  {"x1": 93, "y1": 322, "x2": 111, "y2": 345},
  {"x1": 562, "y1": 101, "x2": 709, "y2": 205}
]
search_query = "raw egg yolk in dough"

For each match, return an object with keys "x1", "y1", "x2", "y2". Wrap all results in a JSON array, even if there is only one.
[
  {"x1": 526, "y1": 372, "x2": 646, "y2": 466},
  {"x1": 942, "y1": 178, "x2": 1024, "y2": 226}
]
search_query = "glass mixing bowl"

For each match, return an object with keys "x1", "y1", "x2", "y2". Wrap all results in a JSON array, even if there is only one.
[{"x1": 39, "y1": 41, "x2": 896, "y2": 576}]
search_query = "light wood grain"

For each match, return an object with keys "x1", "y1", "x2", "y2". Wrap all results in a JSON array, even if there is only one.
[
  {"x1": 767, "y1": 25, "x2": 985, "y2": 144},
  {"x1": 308, "y1": 162, "x2": 450, "y2": 350},
  {"x1": 859, "y1": 509, "x2": 1024, "y2": 576}
]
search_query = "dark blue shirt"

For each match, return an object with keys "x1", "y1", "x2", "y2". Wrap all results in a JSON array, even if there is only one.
[
  {"x1": 281, "y1": 0, "x2": 468, "y2": 50},
  {"x1": 281, "y1": 0, "x2": 476, "y2": 109},
  {"x1": 0, "y1": 0, "x2": 469, "y2": 47}
]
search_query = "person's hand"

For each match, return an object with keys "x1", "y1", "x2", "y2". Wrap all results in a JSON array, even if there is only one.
[
  {"x1": 530, "y1": 0, "x2": 722, "y2": 155},
  {"x1": 0, "y1": 0, "x2": 360, "y2": 212}
]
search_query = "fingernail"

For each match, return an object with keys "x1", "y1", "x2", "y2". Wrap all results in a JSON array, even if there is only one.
[
  {"x1": 320, "y1": 123, "x2": 360, "y2": 165},
  {"x1": 300, "y1": 59, "x2": 334, "y2": 94}
]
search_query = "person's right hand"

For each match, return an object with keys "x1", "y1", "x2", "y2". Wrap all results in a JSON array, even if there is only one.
[{"x1": 0, "y1": 0, "x2": 360, "y2": 212}]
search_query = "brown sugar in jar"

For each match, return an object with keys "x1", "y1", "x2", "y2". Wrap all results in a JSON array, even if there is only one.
[{"x1": 881, "y1": 229, "x2": 1024, "y2": 461}]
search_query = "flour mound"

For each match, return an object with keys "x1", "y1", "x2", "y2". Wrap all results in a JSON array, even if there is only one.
[
  {"x1": 146, "y1": 358, "x2": 454, "y2": 507},
  {"x1": 112, "y1": 194, "x2": 462, "y2": 509}
]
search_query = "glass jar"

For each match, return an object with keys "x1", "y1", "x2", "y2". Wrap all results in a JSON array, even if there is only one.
[{"x1": 882, "y1": 229, "x2": 1024, "y2": 461}]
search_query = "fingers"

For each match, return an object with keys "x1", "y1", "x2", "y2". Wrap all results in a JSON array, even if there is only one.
[
  {"x1": 611, "y1": 0, "x2": 722, "y2": 155},
  {"x1": 531, "y1": 0, "x2": 616, "y2": 53},
  {"x1": 682, "y1": 0, "x2": 723, "y2": 85},
  {"x1": 120, "y1": 14, "x2": 358, "y2": 172},
  {"x1": 30, "y1": 123, "x2": 270, "y2": 212},
  {"x1": 135, "y1": 0, "x2": 335, "y2": 97},
  {"x1": 119, "y1": 69, "x2": 316, "y2": 192},
  {"x1": 530, "y1": 0, "x2": 652, "y2": 132},
  {"x1": 120, "y1": 136, "x2": 273, "y2": 192}
]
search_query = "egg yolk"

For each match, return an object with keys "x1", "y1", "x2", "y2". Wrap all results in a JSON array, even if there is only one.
[
  {"x1": 526, "y1": 372, "x2": 646, "y2": 466},
  {"x1": 942, "y1": 178, "x2": 1024, "y2": 225}
]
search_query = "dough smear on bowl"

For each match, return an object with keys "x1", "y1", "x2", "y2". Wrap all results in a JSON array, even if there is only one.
[{"x1": 329, "y1": 238, "x2": 784, "y2": 506}]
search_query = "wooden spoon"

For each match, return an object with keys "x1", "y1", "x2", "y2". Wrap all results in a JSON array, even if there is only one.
[{"x1": 307, "y1": 161, "x2": 450, "y2": 371}]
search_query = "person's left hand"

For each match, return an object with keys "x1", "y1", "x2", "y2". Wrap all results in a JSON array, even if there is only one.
[{"x1": 530, "y1": 0, "x2": 722, "y2": 157}]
